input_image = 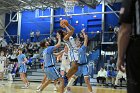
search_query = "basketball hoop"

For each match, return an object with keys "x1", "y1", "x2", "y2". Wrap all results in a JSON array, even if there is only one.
[{"x1": 64, "y1": 0, "x2": 78, "y2": 14}]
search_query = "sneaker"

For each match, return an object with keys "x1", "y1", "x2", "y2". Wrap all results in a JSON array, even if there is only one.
[
  {"x1": 37, "y1": 84, "x2": 42, "y2": 90},
  {"x1": 21, "y1": 85, "x2": 28, "y2": 89},
  {"x1": 64, "y1": 87, "x2": 72, "y2": 93},
  {"x1": 36, "y1": 89, "x2": 42, "y2": 93},
  {"x1": 114, "y1": 85, "x2": 117, "y2": 89},
  {"x1": 27, "y1": 82, "x2": 30, "y2": 87},
  {"x1": 53, "y1": 87, "x2": 57, "y2": 91}
]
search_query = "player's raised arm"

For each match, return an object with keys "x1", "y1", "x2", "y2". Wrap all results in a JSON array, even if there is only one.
[
  {"x1": 81, "y1": 29, "x2": 88, "y2": 47},
  {"x1": 63, "y1": 24, "x2": 75, "y2": 41},
  {"x1": 54, "y1": 33, "x2": 61, "y2": 49}
]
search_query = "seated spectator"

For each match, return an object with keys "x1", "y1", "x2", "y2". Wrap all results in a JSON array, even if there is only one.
[
  {"x1": 106, "y1": 67, "x2": 117, "y2": 86},
  {"x1": 114, "y1": 67, "x2": 126, "y2": 89},
  {"x1": 97, "y1": 67, "x2": 107, "y2": 85},
  {"x1": 10, "y1": 51, "x2": 17, "y2": 63}
]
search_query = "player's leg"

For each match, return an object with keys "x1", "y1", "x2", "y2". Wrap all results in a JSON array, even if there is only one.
[
  {"x1": 38, "y1": 79, "x2": 52, "y2": 91},
  {"x1": 64, "y1": 66, "x2": 80, "y2": 93},
  {"x1": 23, "y1": 73, "x2": 29, "y2": 85},
  {"x1": 20, "y1": 73, "x2": 24, "y2": 83},
  {"x1": 56, "y1": 77, "x2": 64, "y2": 93},
  {"x1": 83, "y1": 65, "x2": 93, "y2": 93},
  {"x1": 60, "y1": 64, "x2": 65, "y2": 76},
  {"x1": 23, "y1": 65, "x2": 29, "y2": 86},
  {"x1": 84, "y1": 76, "x2": 93, "y2": 93},
  {"x1": 37, "y1": 74, "x2": 47, "y2": 90},
  {"x1": 66, "y1": 61, "x2": 79, "y2": 79}
]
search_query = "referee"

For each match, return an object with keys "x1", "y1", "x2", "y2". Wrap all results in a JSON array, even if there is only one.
[{"x1": 117, "y1": 0, "x2": 140, "y2": 93}]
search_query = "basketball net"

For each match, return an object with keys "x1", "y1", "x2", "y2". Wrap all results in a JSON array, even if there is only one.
[{"x1": 64, "y1": 0, "x2": 78, "y2": 14}]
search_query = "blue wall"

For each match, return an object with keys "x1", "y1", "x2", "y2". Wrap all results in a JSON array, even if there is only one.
[
  {"x1": 21, "y1": 9, "x2": 51, "y2": 42},
  {"x1": 105, "y1": 3, "x2": 122, "y2": 31},
  {"x1": 5, "y1": 3, "x2": 121, "y2": 42},
  {"x1": 54, "y1": 5, "x2": 102, "y2": 38},
  {"x1": 5, "y1": 13, "x2": 18, "y2": 42}
]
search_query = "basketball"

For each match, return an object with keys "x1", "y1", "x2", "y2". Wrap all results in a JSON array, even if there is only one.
[{"x1": 60, "y1": 19, "x2": 69, "y2": 28}]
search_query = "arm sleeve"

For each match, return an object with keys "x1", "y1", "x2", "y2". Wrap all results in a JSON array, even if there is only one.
[
  {"x1": 81, "y1": 45, "x2": 87, "y2": 51},
  {"x1": 119, "y1": 0, "x2": 136, "y2": 24},
  {"x1": 48, "y1": 46, "x2": 55, "y2": 53}
]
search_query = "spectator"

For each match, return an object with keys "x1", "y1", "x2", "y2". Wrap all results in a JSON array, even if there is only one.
[
  {"x1": 36, "y1": 31, "x2": 40, "y2": 42},
  {"x1": 0, "y1": 51, "x2": 6, "y2": 82},
  {"x1": 114, "y1": 67, "x2": 126, "y2": 89},
  {"x1": 30, "y1": 31, "x2": 34, "y2": 42},
  {"x1": 106, "y1": 67, "x2": 116, "y2": 86},
  {"x1": 97, "y1": 67, "x2": 107, "y2": 85}
]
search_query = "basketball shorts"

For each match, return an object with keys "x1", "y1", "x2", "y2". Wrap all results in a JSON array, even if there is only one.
[
  {"x1": 44, "y1": 66, "x2": 61, "y2": 81},
  {"x1": 75, "y1": 65, "x2": 89, "y2": 77},
  {"x1": 19, "y1": 64, "x2": 27, "y2": 73},
  {"x1": 60, "y1": 63, "x2": 70, "y2": 72}
]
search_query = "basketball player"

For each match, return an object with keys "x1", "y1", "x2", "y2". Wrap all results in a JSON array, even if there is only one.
[
  {"x1": 57, "y1": 21, "x2": 79, "y2": 81},
  {"x1": 36, "y1": 61, "x2": 57, "y2": 91},
  {"x1": 64, "y1": 29, "x2": 94, "y2": 93},
  {"x1": 0, "y1": 51, "x2": 6, "y2": 82},
  {"x1": 56, "y1": 45, "x2": 70, "y2": 87},
  {"x1": 36, "y1": 33, "x2": 64, "y2": 93},
  {"x1": 17, "y1": 48, "x2": 30, "y2": 88},
  {"x1": 57, "y1": 45, "x2": 70, "y2": 76},
  {"x1": 37, "y1": 38, "x2": 61, "y2": 91}
]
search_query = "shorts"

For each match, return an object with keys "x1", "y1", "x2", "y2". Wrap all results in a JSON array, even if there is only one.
[
  {"x1": 44, "y1": 66, "x2": 61, "y2": 81},
  {"x1": 75, "y1": 65, "x2": 89, "y2": 77},
  {"x1": 68, "y1": 50, "x2": 78, "y2": 62},
  {"x1": 19, "y1": 64, "x2": 27, "y2": 73},
  {"x1": 61, "y1": 63, "x2": 70, "y2": 72}
]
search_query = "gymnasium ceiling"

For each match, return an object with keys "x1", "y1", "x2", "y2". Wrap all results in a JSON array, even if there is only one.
[{"x1": 0, "y1": 0, "x2": 122, "y2": 14}]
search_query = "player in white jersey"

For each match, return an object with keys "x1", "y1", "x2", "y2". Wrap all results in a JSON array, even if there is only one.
[
  {"x1": 57, "y1": 24, "x2": 79, "y2": 81},
  {"x1": 64, "y1": 29, "x2": 94, "y2": 93},
  {"x1": 0, "y1": 51, "x2": 6, "y2": 82},
  {"x1": 58, "y1": 45, "x2": 70, "y2": 75}
]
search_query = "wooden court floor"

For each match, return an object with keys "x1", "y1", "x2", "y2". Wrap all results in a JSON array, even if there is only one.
[{"x1": 0, "y1": 81, "x2": 127, "y2": 93}]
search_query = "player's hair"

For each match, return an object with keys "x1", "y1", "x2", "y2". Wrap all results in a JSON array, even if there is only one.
[
  {"x1": 57, "y1": 29, "x2": 65, "y2": 39},
  {"x1": 40, "y1": 39, "x2": 55, "y2": 47},
  {"x1": 48, "y1": 39, "x2": 55, "y2": 46},
  {"x1": 40, "y1": 40, "x2": 46, "y2": 48}
]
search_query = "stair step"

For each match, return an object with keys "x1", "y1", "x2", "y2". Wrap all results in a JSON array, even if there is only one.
[
  {"x1": 27, "y1": 76, "x2": 44, "y2": 80},
  {"x1": 32, "y1": 72, "x2": 44, "y2": 75}
]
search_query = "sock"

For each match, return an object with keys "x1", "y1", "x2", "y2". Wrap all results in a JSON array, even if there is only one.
[
  {"x1": 64, "y1": 77, "x2": 77, "y2": 93},
  {"x1": 67, "y1": 78, "x2": 76, "y2": 87},
  {"x1": 37, "y1": 84, "x2": 42, "y2": 90}
]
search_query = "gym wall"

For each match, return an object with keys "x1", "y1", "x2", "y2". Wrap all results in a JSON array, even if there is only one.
[{"x1": 4, "y1": 3, "x2": 121, "y2": 42}]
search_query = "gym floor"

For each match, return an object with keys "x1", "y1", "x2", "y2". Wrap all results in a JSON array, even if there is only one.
[{"x1": 0, "y1": 81, "x2": 127, "y2": 93}]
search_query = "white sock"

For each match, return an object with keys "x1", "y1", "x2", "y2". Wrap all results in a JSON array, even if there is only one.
[
  {"x1": 37, "y1": 84, "x2": 42, "y2": 90},
  {"x1": 89, "y1": 91, "x2": 94, "y2": 93},
  {"x1": 64, "y1": 77, "x2": 77, "y2": 93}
]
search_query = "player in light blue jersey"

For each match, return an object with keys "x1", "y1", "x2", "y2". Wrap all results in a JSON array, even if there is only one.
[
  {"x1": 17, "y1": 48, "x2": 29, "y2": 89},
  {"x1": 64, "y1": 29, "x2": 94, "y2": 93},
  {"x1": 36, "y1": 33, "x2": 64, "y2": 93}
]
